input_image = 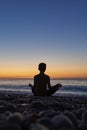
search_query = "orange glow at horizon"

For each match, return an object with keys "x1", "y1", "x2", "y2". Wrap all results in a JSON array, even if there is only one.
[
  {"x1": 0, "y1": 61, "x2": 87, "y2": 79},
  {"x1": 0, "y1": 66, "x2": 87, "y2": 79}
]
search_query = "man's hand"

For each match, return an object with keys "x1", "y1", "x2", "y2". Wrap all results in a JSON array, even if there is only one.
[
  {"x1": 29, "y1": 84, "x2": 33, "y2": 87},
  {"x1": 57, "y1": 83, "x2": 62, "y2": 87}
]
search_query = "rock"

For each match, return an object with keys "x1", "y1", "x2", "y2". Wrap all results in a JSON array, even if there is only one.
[
  {"x1": 8, "y1": 112, "x2": 24, "y2": 125},
  {"x1": 76, "y1": 108, "x2": 86, "y2": 120},
  {"x1": 0, "y1": 122, "x2": 21, "y2": 130},
  {"x1": 64, "y1": 110, "x2": 78, "y2": 128},
  {"x1": 5, "y1": 103, "x2": 16, "y2": 112},
  {"x1": 0, "y1": 105, "x2": 6, "y2": 113},
  {"x1": 39, "y1": 110, "x2": 61, "y2": 118},
  {"x1": 52, "y1": 115, "x2": 76, "y2": 130},
  {"x1": 30, "y1": 123, "x2": 49, "y2": 130},
  {"x1": 3, "y1": 111, "x2": 12, "y2": 120},
  {"x1": 81, "y1": 110, "x2": 87, "y2": 124},
  {"x1": 31, "y1": 101, "x2": 44, "y2": 109},
  {"x1": 37, "y1": 117, "x2": 53, "y2": 130}
]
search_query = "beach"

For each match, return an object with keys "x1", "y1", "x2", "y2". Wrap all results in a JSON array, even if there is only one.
[{"x1": 0, "y1": 92, "x2": 87, "y2": 129}]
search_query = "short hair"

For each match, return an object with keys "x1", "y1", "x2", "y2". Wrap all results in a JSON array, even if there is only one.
[{"x1": 38, "y1": 63, "x2": 46, "y2": 71}]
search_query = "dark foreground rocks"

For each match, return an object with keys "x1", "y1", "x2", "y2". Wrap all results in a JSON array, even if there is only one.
[{"x1": 0, "y1": 93, "x2": 87, "y2": 130}]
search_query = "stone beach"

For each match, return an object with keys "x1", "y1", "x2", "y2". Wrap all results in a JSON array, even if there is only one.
[{"x1": 0, "y1": 92, "x2": 87, "y2": 129}]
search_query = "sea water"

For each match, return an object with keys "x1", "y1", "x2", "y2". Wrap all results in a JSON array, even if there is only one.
[{"x1": 0, "y1": 79, "x2": 87, "y2": 97}]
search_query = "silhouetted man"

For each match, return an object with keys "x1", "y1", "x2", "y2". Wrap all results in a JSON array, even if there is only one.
[{"x1": 29, "y1": 63, "x2": 62, "y2": 96}]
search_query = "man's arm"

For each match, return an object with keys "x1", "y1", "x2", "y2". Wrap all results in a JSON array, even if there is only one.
[{"x1": 47, "y1": 76, "x2": 51, "y2": 89}]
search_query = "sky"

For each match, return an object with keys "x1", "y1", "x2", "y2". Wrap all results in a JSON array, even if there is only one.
[{"x1": 0, "y1": 0, "x2": 87, "y2": 79}]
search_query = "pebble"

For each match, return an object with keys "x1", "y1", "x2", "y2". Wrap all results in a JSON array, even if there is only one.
[{"x1": 52, "y1": 115, "x2": 76, "y2": 130}]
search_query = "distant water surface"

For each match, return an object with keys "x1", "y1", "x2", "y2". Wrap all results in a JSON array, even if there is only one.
[{"x1": 0, "y1": 79, "x2": 87, "y2": 97}]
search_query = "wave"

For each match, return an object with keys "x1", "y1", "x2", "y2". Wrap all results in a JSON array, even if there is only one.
[
  {"x1": 60, "y1": 85, "x2": 87, "y2": 92},
  {"x1": 0, "y1": 85, "x2": 87, "y2": 99}
]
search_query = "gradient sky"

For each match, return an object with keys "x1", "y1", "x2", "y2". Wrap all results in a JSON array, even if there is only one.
[{"x1": 0, "y1": 0, "x2": 87, "y2": 78}]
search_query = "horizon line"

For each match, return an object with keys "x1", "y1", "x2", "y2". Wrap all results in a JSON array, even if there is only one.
[{"x1": 0, "y1": 77, "x2": 87, "y2": 80}]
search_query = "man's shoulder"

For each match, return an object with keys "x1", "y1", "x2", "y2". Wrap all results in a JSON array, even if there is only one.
[
  {"x1": 34, "y1": 74, "x2": 39, "y2": 78},
  {"x1": 34, "y1": 74, "x2": 50, "y2": 79},
  {"x1": 44, "y1": 74, "x2": 50, "y2": 79}
]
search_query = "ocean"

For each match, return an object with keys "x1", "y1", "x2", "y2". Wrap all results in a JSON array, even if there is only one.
[{"x1": 0, "y1": 79, "x2": 87, "y2": 97}]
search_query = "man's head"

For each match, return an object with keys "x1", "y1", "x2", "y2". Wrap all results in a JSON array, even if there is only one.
[{"x1": 38, "y1": 63, "x2": 46, "y2": 72}]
